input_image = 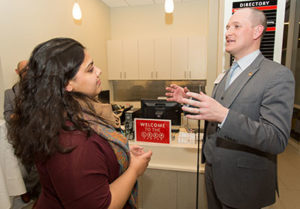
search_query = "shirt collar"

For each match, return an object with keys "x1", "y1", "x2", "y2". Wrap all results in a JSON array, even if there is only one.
[{"x1": 236, "y1": 50, "x2": 260, "y2": 71}]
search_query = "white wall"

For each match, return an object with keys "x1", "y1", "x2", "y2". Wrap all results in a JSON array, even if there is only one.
[
  {"x1": 0, "y1": 0, "x2": 110, "y2": 119},
  {"x1": 0, "y1": 57, "x2": 4, "y2": 117},
  {"x1": 108, "y1": 0, "x2": 220, "y2": 95},
  {"x1": 110, "y1": 1, "x2": 208, "y2": 39}
]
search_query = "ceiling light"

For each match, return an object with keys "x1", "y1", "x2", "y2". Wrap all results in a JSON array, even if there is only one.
[
  {"x1": 164, "y1": 0, "x2": 174, "y2": 14},
  {"x1": 72, "y1": 2, "x2": 82, "y2": 20}
]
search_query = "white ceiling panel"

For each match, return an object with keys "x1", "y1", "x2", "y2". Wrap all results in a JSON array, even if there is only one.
[
  {"x1": 101, "y1": 0, "x2": 199, "y2": 8},
  {"x1": 126, "y1": 0, "x2": 154, "y2": 6},
  {"x1": 102, "y1": 0, "x2": 129, "y2": 7}
]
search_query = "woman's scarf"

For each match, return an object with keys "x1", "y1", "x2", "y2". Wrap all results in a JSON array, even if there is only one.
[{"x1": 78, "y1": 98, "x2": 137, "y2": 209}]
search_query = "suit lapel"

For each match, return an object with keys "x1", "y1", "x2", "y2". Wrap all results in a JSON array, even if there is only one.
[
  {"x1": 212, "y1": 71, "x2": 230, "y2": 98},
  {"x1": 220, "y1": 53, "x2": 265, "y2": 108}
]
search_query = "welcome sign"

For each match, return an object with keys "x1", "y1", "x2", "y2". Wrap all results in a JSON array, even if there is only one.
[{"x1": 134, "y1": 118, "x2": 171, "y2": 144}]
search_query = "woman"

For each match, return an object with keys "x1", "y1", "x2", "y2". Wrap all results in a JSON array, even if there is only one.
[{"x1": 8, "y1": 37, "x2": 152, "y2": 209}]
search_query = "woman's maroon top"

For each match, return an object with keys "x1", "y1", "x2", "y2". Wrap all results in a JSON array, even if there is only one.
[{"x1": 35, "y1": 129, "x2": 131, "y2": 209}]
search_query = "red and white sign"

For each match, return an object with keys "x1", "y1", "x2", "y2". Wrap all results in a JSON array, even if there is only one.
[{"x1": 134, "y1": 118, "x2": 171, "y2": 144}]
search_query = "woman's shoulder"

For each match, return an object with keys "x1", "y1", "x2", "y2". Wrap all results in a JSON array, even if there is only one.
[
  {"x1": 60, "y1": 121, "x2": 94, "y2": 138},
  {"x1": 59, "y1": 122, "x2": 108, "y2": 148},
  {"x1": 54, "y1": 126, "x2": 116, "y2": 169}
]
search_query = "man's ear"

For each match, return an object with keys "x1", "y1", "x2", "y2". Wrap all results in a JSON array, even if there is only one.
[
  {"x1": 253, "y1": 25, "x2": 264, "y2": 40},
  {"x1": 65, "y1": 82, "x2": 73, "y2": 92}
]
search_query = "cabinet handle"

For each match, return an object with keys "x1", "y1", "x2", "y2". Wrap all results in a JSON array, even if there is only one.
[{"x1": 120, "y1": 72, "x2": 122, "y2": 79}]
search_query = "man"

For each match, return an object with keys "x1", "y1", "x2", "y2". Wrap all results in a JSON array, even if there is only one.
[
  {"x1": 166, "y1": 8, "x2": 295, "y2": 209},
  {"x1": 4, "y1": 60, "x2": 40, "y2": 203},
  {"x1": 3, "y1": 60, "x2": 27, "y2": 121}
]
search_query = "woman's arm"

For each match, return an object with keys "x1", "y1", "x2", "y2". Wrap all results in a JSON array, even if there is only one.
[{"x1": 108, "y1": 150, "x2": 152, "y2": 209}]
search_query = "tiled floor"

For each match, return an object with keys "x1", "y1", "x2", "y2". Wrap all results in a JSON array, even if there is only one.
[
  {"x1": 11, "y1": 196, "x2": 34, "y2": 209},
  {"x1": 266, "y1": 138, "x2": 300, "y2": 209},
  {"x1": 11, "y1": 139, "x2": 300, "y2": 209}
]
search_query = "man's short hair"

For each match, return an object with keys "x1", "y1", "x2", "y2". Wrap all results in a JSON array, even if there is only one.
[{"x1": 249, "y1": 8, "x2": 267, "y2": 36}]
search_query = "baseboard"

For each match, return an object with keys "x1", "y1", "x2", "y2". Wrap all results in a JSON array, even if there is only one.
[{"x1": 288, "y1": 137, "x2": 300, "y2": 152}]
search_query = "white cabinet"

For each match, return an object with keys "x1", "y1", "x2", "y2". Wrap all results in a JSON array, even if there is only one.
[
  {"x1": 123, "y1": 40, "x2": 139, "y2": 79},
  {"x1": 139, "y1": 38, "x2": 171, "y2": 80},
  {"x1": 171, "y1": 37, "x2": 189, "y2": 79},
  {"x1": 171, "y1": 37, "x2": 207, "y2": 80},
  {"x1": 139, "y1": 39, "x2": 154, "y2": 79},
  {"x1": 154, "y1": 38, "x2": 171, "y2": 79},
  {"x1": 107, "y1": 40, "x2": 122, "y2": 80},
  {"x1": 107, "y1": 40, "x2": 139, "y2": 80},
  {"x1": 189, "y1": 37, "x2": 207, "y2": 79},
  {"x1": 107, "y1": 37, "x2": 206, "y2": 80},
  {"x1": 138, "y1": 169, "x2": 207, "y2": 209}
]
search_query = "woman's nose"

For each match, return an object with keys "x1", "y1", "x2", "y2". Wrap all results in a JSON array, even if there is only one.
[{"x1": 96, "y1": 67, "x2": 101, "y2": 76}]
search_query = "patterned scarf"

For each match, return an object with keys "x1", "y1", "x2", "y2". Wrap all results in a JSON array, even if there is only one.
[{"x1": 78, "y1": 98, "x2": 138, "y2": 209}]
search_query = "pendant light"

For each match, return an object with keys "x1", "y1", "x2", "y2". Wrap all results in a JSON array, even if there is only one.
[
  {"x1": 72, "y1": 1, "x2": 82, "y2": 20},
  {"x1": 164, "y1": 0, "x2": 174, "y2": 14}
]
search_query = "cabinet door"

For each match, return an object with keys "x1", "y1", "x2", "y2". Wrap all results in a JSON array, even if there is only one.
[
  {"x1": 171, "y1": 37, "x2": 188, "y2": 79},
  {"x1": 139, "y1": 169, "x2": 207, "y2": 209},
  {"x1": 139, "y1": 39, "x2": 154, "y2": 80},
  {"x1": 107, "y1": 40, "x2": 122, "y2": 80},
  {"x1": 123, "y1": 40, "x2": 139, "y2": 80},
  {"x1": 189, "y1": 37, "x2": 207, "y2": 79},
  {"x1": 141, "y1": 169, "x2": 177, "y2": 209},
  {"x1": 154, "y1": 38, "x2": 171, "y2": 79}
]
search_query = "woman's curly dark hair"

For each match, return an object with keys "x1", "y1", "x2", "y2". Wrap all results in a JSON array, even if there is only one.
[{"x1": 7, "y1": 37, "x2": 94, "y2": 166}]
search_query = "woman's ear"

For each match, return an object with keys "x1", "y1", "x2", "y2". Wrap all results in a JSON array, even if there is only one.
[{"x1": 65, "y1": 82, "x2": 73, "y2": 92}]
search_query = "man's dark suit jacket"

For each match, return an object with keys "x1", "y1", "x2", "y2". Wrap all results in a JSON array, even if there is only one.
[
  {"x1": 3, "y1": 83, "x2": 19, "y2": 122},
  {"x1": 202, "y1": 53, "x2": 295, "y2": 209}
]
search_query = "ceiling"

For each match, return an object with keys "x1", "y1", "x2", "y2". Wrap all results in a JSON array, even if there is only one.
[{"x1": 101, "y1": 0, "x2": 197, "y2": 8}]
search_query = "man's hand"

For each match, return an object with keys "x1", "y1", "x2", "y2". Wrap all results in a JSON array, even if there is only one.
[
  {"x1": 181, "y1": 91, "x2": 229, "y2": 123},
  {"x1": 165, "y1": 84, "x2": 189, "y2": 104}
]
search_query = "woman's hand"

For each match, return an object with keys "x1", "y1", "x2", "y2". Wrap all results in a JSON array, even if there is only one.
[
  {"x1": 129, "y1": 148, "x2": 152, "y2": 177},
  {"x1": 109, "y1": 147, "x2": 152, "y2": 209},
  {"x1": 130, "y1": 145, "x2": 145, "y2": 156}
]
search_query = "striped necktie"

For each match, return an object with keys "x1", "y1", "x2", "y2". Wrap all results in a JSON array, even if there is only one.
[{"x1": 225, "y1": 62, "x2": 239, "y2": 89}]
